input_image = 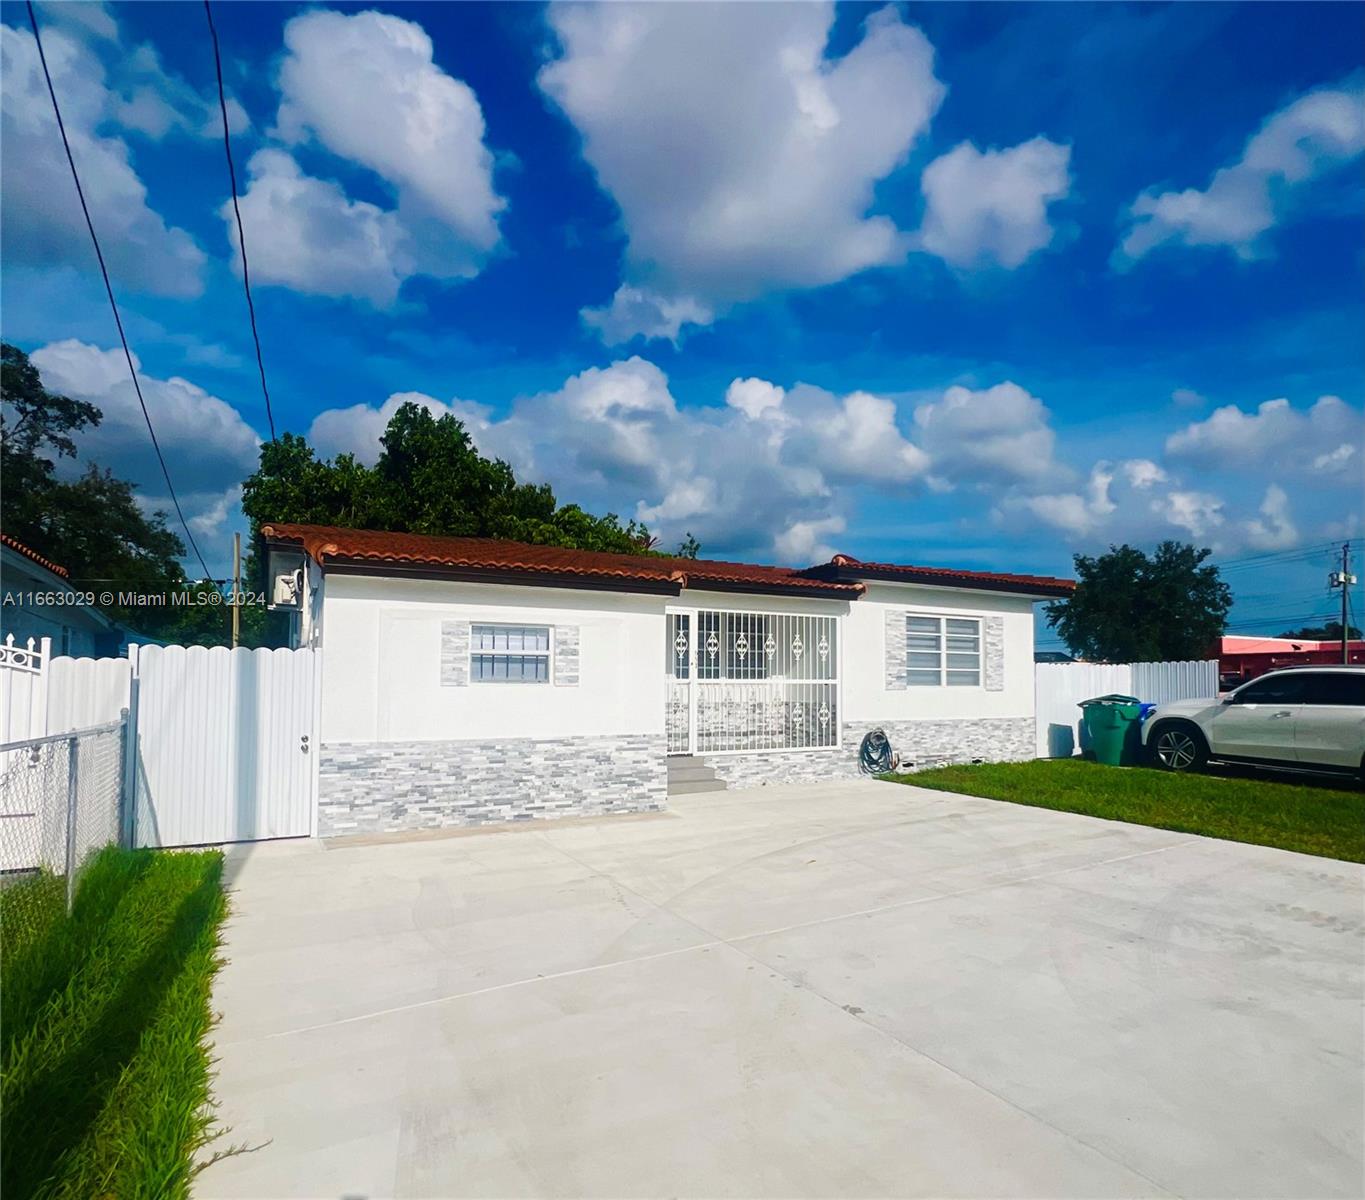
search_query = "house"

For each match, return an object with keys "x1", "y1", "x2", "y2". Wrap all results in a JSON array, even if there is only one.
[
  {"x1": 1215, "y1": 634, "x2": 1365, "y2": 688},
  {"x1": 0, "y1": 533, "x2": 123, "y2": 658},
  {"x1": 261, "y1": 523, "x2": 1073, "y2": 838}
]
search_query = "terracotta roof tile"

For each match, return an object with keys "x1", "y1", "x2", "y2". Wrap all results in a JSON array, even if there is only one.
[
  {"x1": 260, "y1": 525, "x2": 1072, "y2": 599},
  {"x1": 260, "y1": 524, "x2": 863, "y2": 597},
  {"x1": 1, "y1": 532, "x2": 69, "y2": 579}
]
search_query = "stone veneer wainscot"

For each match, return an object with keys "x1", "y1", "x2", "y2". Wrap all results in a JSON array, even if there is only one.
[
  {"x1": 318, "y1": 733, "x2": 666, "y2": 836},
  {"x1": 701, "y1": 716, "x2": 1035, "y2": 787}
]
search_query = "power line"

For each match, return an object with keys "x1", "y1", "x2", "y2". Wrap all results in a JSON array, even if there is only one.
[
  {"x1": 1212, "y1": 540, "x2": 1337, "y2": 570},
  {"x1": 25, "y1": 1, "x2": 215, "y2": 583},
  {"x1": 204, "y1": 0, "x2": 276, "y2": 441}
]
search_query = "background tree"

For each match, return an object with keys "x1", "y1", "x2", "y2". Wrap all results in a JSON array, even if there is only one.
[
  {"x1": 1277, "y1": 621, "x2": 1361, "y2": 640},
  {"x1": 1046, "y1": 541, "x2": 1232, "y2": 662},
  {"x1": 2, "y1": 343, "x2": 231, "y2": 646},
  {"x1": 241, "y1": 402, "x2": 695, "y2": 555}
]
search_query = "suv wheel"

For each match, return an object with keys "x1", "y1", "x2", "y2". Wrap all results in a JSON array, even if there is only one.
[{"x1": 1150, "y1": 723, "x2": 1207, "y2": 772}]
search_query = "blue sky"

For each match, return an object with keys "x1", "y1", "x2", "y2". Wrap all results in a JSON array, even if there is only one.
[{"x1": 1, "y1": 1, "x2": 1362, "y2": 644}]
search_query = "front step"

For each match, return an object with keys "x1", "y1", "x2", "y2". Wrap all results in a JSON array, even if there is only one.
[{"x1": 667, "y1": 754, "x2": 728, "y2": 795}]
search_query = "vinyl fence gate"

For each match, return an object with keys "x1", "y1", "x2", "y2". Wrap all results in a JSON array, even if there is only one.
[{"x1": 129, "y1": 644, "x2": 320, "y2": 847}]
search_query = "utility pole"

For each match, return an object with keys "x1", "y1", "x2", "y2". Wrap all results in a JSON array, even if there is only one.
[
  {"x1": 1330, "y1": 541, "x2": 1355, "y2": 665},
  {"x1": 231, "y1": 531, "x2": 241, "y2": 649}
]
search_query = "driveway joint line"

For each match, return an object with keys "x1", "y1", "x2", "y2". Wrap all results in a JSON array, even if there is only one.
[{"x1": 251, "y1": 834, "x2": 1200, "y2": 1044}]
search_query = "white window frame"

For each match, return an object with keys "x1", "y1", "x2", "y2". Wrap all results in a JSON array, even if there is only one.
[
  {"x1": 905, "y1": 612, "x2": 982, "y2": 688},
  {"x1": 469, "y1": 622, "x2": 552, "y2": 684}
]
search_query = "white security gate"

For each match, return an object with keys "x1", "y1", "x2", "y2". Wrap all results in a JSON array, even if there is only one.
[
  {"x1": 667, "y1": 609, "x2": 839, "y2": 754},
  {"x1": 131, "y1": 644, "x2": 318, "y2": 846}
]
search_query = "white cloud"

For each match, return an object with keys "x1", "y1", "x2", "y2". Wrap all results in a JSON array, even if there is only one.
[
  {"x1": 1117, "y1": 80, "x2": 1365, "y2": 264},
  {"x1": 915, "y1": 138, "x2": 1071, "y2": 269},
  {"x1": 773, "y1": 516, "x2": 846, "y2": 564},
  {"x1": 540, "y1": 2, "x2": 944, "y2": 340},
  {"x1": 1170, "y1": 388, "x2": 1206, "y2": 408},
  {"x1": 0, "y1": 23, "x2": 205, "y2": 296},
  {"x1": 581, "y1": 287, "x2": 714, "y2": 347},
  {"x1": 28, "y1": 340, "x2": 261, "y2": 547},
  {"x1": 1156, "y1": 490, "x2": 1225, "y2": 539},
  {"x1": 261, "y1": 7, "x2": 503, "y2": 299},
  {"x1": 1165, "y1": 394, "x2": 1363, "y2": 476},
  {"x1": 229, "y1": 150, "x2": 417, "y2": 306},
  {"x1": 1242, "y1": 484, "x2": 1298, "y2": 551},
  {"x1": 305, "y1": 359, "x2": 933, "y2": 560},
  {"x1": 111, "y1": 42, "x2": 250, "y2": 141},
  {"x1": 912, "y1": 382, "x2": 1059, "y2": 487},
  {"x1": 33, "y1": 1, "x2": 118, "y2": 43}
]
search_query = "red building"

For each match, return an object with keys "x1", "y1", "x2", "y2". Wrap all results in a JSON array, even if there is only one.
[{"x1": 1214, "y1": 635, "x2": 1365, "y2": 689}]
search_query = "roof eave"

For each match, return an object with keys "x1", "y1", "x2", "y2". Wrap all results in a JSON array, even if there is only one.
[{"x1": 808, "y1": 563, "x2": 1074, "y2": 599}]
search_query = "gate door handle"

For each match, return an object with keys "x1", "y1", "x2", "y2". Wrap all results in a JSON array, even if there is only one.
[{"x1": 300, "y1": 734, "x2": 310, "y2": 753}]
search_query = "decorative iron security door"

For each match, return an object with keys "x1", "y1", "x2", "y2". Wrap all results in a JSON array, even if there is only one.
[{"x1": 666, "y1": 610, "x2": 839, "y2": 754}]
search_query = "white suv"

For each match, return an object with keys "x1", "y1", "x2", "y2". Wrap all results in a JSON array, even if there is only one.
[{"x1": 1142, "y1": 665, "x2": 1365, "y2": 781}]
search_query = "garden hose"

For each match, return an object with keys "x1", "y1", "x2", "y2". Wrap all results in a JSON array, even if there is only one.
[{"x1": 858, "y1": 727, "x2": 895, "y2": 775}]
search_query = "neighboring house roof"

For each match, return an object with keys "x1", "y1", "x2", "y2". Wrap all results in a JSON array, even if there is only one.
[
  {"x1": 1, "y1": 532, "x2": 70, "y2": 580},
  {"x1": 262, "y1": 523, "x2": 1073, "y2": 601},
  {"x1": 799, "y1": 554, "x2": 1076, "y2": 598}
]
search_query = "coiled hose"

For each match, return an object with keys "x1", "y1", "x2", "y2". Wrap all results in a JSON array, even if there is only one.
[{"x1": 858, "y1": 727, "x2": 895, "y2": 775}]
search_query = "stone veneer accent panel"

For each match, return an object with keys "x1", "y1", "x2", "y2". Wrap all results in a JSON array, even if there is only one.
[
  {"x1": 440, "y1": 620, "x2": 470, "y2": 686},
  {"x1": 884, "y1": 610, "x2": 907, "y2": 691},
  {"x1": 983, "y1": 616, "x2": 1005, "y2": 692},
  {"x1": 554, "y1": 625, "x2": 580, "y2": 686},
  {"x1": 700, "y1": 716, "x2": 1035, "y2": 787},
  {"x1": 318, "y1": 733, "x2": 666, "y2": 836}
]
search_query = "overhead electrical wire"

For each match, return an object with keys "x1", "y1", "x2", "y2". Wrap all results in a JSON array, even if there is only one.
[
  {"x1": 25, "y1": 1, "x2": 216, "y2": 584},
  {"x1": 203, "y1": 0, "x2": 276, "y2": 441}
]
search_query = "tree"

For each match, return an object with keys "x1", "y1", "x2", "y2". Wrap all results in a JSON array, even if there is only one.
[
  {"x1": 1, "y1": 343, "x2": 231, "y2": 646},
  {"x1": 1, "y1": 342, "x2": 101, "y2": 549},
  {"x1": 241, "y1": 402, "x2": 679, "y2": 556},
  {"x1": 1045, "y1": 541, "x2": 1232, "y2": 662},
  {"x1": 1277, "y1": 621, "x2": 1361, "y2": 640},
  {"x1": 674, "y1": 533, "x2": 702, "y2": 559}
]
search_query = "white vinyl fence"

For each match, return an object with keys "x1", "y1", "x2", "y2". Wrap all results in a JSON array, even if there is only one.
[
  {"x1": 0, "y1": 641, "x2": 318, "y2": 849},
  {"x1": 130, "y1": 644, "x2": 319, "y2": 847},
  {"x1": 1035, "y1": 660, "x2": 1219, "y2": 758}
]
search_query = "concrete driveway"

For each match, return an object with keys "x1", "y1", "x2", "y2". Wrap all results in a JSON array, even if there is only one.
[{"x1": 199, "y1": 780, "x2": 1364, "y2": 1199}]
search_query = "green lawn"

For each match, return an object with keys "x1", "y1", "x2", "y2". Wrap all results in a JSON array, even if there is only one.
[
  {"x1": 884, "y1": 758, "x2": 1364, "y2": 863},
  {"x1": 1, "y1": 846, "x2": 229, "y2": 1199}
]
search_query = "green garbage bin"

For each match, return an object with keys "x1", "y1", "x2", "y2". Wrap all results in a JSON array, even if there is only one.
[{"x1": 1078, "y1": 694, "x2": 1143, "y2": 766}]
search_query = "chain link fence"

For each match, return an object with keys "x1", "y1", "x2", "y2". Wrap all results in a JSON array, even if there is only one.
[{"x1": 0, "y1": 719, "x2": 127, "y2": 934}]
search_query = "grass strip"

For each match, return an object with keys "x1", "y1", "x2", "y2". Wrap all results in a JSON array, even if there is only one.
[
  {"x1": 1, "y1": 846, "x2": 228, "y2": 1199},
  {"x1": 884, "y1": 758, "x2": 1364, "y2": 863}
]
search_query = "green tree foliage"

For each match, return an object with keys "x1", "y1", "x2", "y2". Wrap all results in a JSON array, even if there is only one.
[
  {"x1": 1, "y1": 343, "x2": 231, "y2": 646},
  {"x1": 241, "y1": 402, "x2": 676, "y2": 554},
  {"x1": 1277, "y1": 621, "x2": 1361, "y2": 640},
  {"x1": 1045, "y1": 541, "x2": 1232, "y2": 662}
]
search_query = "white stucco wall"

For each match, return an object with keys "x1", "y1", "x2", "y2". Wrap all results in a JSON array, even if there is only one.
[
  {"x1": 843, "y1": 582, "x2": 1037, "y2": 721},
  {"x1": 318, "y1": 574, "x2": 667, "y2": 743}
]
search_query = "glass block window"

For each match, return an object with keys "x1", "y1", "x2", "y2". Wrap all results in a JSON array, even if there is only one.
[
  {"x1": 471, "y1": 624, "x2": 550, "y2": 683},
  {"x1": 905, "y1": 614, "x2": 981, "y2": 687}
]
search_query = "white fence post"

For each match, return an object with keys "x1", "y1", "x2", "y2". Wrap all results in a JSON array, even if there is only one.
[{"x1": 0, "y1": 634, "x2": 51, "y2": 743}]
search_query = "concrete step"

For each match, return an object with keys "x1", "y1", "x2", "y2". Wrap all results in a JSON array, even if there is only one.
[
  {"x1": 667, "y1": 778, "x2": 729, "y2": 795},
  {"x1": 666, "y1": 764, "x2": 720, "y2": 783}
]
